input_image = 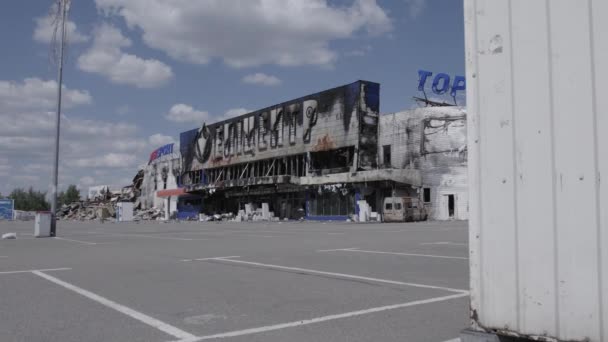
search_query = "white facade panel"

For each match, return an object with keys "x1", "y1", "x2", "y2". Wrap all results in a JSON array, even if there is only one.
[
  {"x1": 465, "y1": 0, "x2": 606, "y2": 341},
  {"x1": 592, "y1": 0, "x2": 608, "y2": 336},
  {"x1": 378, "y1": 108, "x2": 468, "y2": 220}
]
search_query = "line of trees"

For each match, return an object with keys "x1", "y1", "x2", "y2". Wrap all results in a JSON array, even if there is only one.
[{"x1": 0, "y1": 185, "x2": 80, "y2": 211}]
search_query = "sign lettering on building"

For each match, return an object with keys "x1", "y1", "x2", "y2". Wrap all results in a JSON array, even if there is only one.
[
  {"x1": 180, "y1": 81, "x2": 380, "y2": 172},
  {"x1": 417, "y1": 69, "x2": 466, "y2": 99},
  {"x1": 149, "y1": 143, "x2": 174, "y2": 163}
]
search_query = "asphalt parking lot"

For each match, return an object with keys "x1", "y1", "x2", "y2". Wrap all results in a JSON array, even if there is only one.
[{"x1": 0, "y1": 219, "x2": 469, "y2": 342}]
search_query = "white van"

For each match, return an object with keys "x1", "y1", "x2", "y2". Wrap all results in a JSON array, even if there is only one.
[{"x1": 383, "y1": 197, "x2": 428, "y2": 222}]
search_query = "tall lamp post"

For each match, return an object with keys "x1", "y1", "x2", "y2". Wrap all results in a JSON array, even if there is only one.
[{"x1": 50, "y1": 0, "x2": 69, "y2": 236}]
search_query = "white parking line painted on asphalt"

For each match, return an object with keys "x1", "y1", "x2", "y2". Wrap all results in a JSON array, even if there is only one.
[
  {"x1": 109, "y1": 233, "x2": 207, "y2": 241},
  {"x1": 204, "y1": 257, "x2": 468, "y2": 294},
  {"x1": 319, "y1": 248, "x2": 468, "y2": 260},
  {"x1": 184, "y1": 293, "x2": 468, "y2": 341},
  {"x1": 54, "y1": 237, "x2": 98, "y2": 245},
  {"x1": 0, "y1": 267, "x2": 72, "y2": 275},
  {"x1": 442, "y1": 338, "x2": 461, "y2": 342},
  {"x1": 31, "y1": 270, "x2": 198, "y2": 341},
  {"x1": 181, "y1": 256, "x2": 240, "y2": 262},
  {"x1": 420, "y1": 242, "x2": 467, "y2": 246},
  {"x1": 316, "y1": 248, "x2": 359, "y2": 252}
]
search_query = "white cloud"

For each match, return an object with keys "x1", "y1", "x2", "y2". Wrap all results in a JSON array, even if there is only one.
[
  {"x1": 79, "y1": 176, "x2": 96, "y2": 187},
  {"x1": 346, "y1": 45, "x2": 372, "y2": 57},
  {"x1": 78, "y1": 24, "x2": 173, "y2": 88},
  {"x1": 71, "y1": 153, "x2": 137, "y2": 168},
  {"x1": 116, "y1": 105, "x2": 131, "y2": 115},
  {"x1": 0, "y1": 158, "x2": 9, "y2": 177},
  {"x1": 22, "y1": 163, "x2": 51, "y2": 174},
  {"x1": 404, "y1": 0, "x2": 426, "y2": 19},
  {"x1": 165, "y1": 104, "x2": 210, "y2": 123},
  {"x1": 148, "y1": 133, "x2": 175, "y2": 147},
  {"x1": 0, "y1": 78, "x2": 91, "y2": 110},
  {"x1": 0, "y1": 77, "x2": 152, "y2": 194},
  {"x1": 95, "y1": 0, "x2": 391, "y2": 68},
  {"x1": 223, "y1": 108, "x2": 250, "y2": 119},
  {"x1": 33, "y1": 14, "x2": 88, "y2": 44},
  {"x1": 242, "y1": 73, "x2": 281, "y2": 86},
  {"x1": 165, "y1": 104, "x2": 254, "y2": 125}
]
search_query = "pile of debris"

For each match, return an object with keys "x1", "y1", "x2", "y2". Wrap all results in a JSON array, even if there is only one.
[
  {"x1": 58, "y1": 201, "x2": 116, "y2": 221},
  {"x1": 134, "y1": 207, "x2": 163, "y2": 221},
  {"x1": 58, "y1": 170, "x2": 145, "y2": 221},
  {"x1": 198, "y1": 203, "x2": 283, "y2": 222}
]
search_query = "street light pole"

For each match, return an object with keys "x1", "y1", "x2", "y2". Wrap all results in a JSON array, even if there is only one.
[{"x1": 50, "y1": 0, "x2": 69, "y2": 237}]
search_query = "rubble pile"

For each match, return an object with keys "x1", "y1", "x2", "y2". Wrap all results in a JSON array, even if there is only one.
[
  {"x1": 198, "y1": 202, "x2": 281, "y2": 222},
  {"x1": 57, "y1": 188, "x2": 130, "y2": 221},
  {"x1": 134, "y1": 207, "x2": 163, "y2": 221},
  {"x1": 57, "y1": 170, "x2": 148, "y2": 221}
]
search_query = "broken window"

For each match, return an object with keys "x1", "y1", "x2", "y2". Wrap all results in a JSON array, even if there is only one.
[
  {"x1": 309, "y1": 191, "x2": 354, "y2": 216},
  {"x1": 309, "y1": 147, "x2": 354, "y2": 175},
  {"x1": 161, "y1": 167, "x2": 169, "y2": 189},
  {"x1": 423, "y1": 188, "x2": 431, "y2": 202},
  {"x1": 383, "y1": 145, "x2": 391, "y2": 167}
]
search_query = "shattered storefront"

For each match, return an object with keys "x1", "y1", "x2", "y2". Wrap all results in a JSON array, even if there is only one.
[{"x1": 179, "y1": 80, "x2": 421, "y2": 220}]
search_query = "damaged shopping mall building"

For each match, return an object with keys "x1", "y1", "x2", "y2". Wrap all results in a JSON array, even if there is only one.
[{"x1": 140, "y1": 80, "x2": 467, "y2": 221}]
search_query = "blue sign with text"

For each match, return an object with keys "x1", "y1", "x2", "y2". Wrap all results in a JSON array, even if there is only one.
[
  {"x1": 0, "y1": 199, "x2": 14, "y2": 220},
  {"x1": 149, "y1": 143, "x2": 174, "y2": 163},
  {"x1": 418, "y1": 70, "x2": 466, "y2": 97}
]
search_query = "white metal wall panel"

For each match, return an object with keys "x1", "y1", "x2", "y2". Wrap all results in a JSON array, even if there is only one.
[
  {"x1": 548, "y1": 2, "x2": 600, "y2": 340},
  {"x1": 474, "y1": 0, "x2": 519, "y2": 330},
  {"x1": 591, "y1": 0, "x2": 608, "y2": 338},
  {"x1": 465, "y1": 0, "x2": 607, "y2": 340},
  {"x1": 510, "y1": 0, "x2": 557, "y2": 335}
]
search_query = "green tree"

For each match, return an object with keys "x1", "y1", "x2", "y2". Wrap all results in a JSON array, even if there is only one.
[
  {"x1": 9, "y1": 187, "x2": 50, "y2": 211},
  {"x1": 58, "y1": 184, "x2": 80, "y2": 206}
]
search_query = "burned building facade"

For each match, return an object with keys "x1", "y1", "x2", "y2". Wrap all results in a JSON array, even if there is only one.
[
  {"x1": 140, "y1": 143, "x2": 203, "y2": 219},
  {"x1": 379, "y1": 107, "x2": 468, "y2": 220},
  {"x1": 178, "y1": 81, "x2": 422, "y2": 220}
]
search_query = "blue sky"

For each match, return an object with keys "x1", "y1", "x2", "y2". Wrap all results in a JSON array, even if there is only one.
[{"x1": 0, "y1": 0, "x2": 464, "y2": 195}]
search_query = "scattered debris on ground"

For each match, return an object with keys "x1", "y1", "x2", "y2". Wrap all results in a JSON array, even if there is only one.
[
  {"x1": 134, "y1": 207, "x2": 163, "y2": 221},
  {"x1": 2, "y1": 233, "x2": 17, "y2": 239}
]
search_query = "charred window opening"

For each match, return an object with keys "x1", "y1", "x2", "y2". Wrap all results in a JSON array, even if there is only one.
[
  {"x1": 204, "y1": 154, "x2": 307, "y2": 185},
  {"x1": 309, "y1": 147, "x2": 354, "y2": 175},
  {"x1": 423, "y1": 188, "x2": 431, "y2": 203},
  {"x1": 382, "y1": 145, "x2": 391, "y2": 167},
  {"x1": 161, "y1": 167, "x2": 169, "y2": 190},
  {"x1": 152, "y1": 165, "x2": 158, "y2": 190},
  {"x1": 309, "y1": 191, "x2": 354, "y2": 216}
]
